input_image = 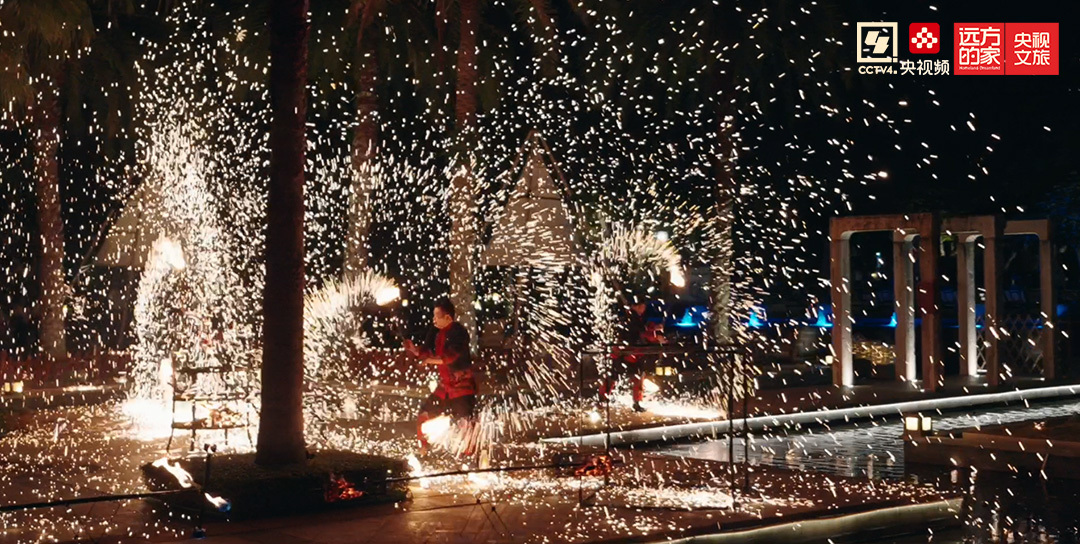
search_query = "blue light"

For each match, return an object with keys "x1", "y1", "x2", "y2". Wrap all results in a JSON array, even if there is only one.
[
  {"x1": 812, "y1": 306, "x2": 833, "y2": 328},
  {"x1": 748, "y1": 307, "x2": 766, "y2": 328},
  {"x1": 676, "y1": 311, "x2": 696, "y2": 327},
  {"x1": 673, "y1": 306, "x2": 708, "y2": 329},
  {"x1": 888, "y1": 312, "x2": 897, "y2": 328}
]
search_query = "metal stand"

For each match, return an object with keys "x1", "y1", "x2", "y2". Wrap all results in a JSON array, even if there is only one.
[
  {"x1": 577, "y1": 342, "x2": 749, "y2": 510},
  {"x1": 723, "y1": 346, "x2": 753, "y2": 508},
  {"x1": 458, "y1": 496, "x2": 512, "y2": 538},
  {"x1": 192, "y1": 443, "x2": 218, "y2": 539},
  {"x1": 577, "y1": 349, "x2": 616, "y2": 508},
  {"x1": 743, "y1": 357, "x2": 752, "y2": 495},
  {"x1": 167, "y1": 362, "x2": 254, "y2": 453}
]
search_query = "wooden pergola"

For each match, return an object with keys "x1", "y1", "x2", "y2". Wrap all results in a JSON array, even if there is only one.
[{"x1": 830, "y1": 214, "x2": 1055, "y2": 392}]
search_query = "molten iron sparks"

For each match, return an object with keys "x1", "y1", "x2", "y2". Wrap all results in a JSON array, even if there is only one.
[
  {"x1": 669, "y1": 265, "x2": 686, "y2": 287},
  {"x1": 375, "y1": 285, "x2": 401, "y2": 306},
  {"x1": 642, "y1": 377, "x2": 661, "y2": 395},
  {"x1": 406, "y1": 454, "x2": 432, "y2": 489},
  {"x1": 420, "y1": 415, "x2": 452, "y2": 441},
  {"x1": 575, "y1": 454, "x2": 615, "y2": 477},
  {"x1": 645, "y1": 403, "x2": 724, "y2": 420},
  {"x1": 149, "y1": 236, "x2": 187, "y2": 271}
]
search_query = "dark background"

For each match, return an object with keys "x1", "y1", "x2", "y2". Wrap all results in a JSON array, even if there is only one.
[{"x1": 1, "y1": 0, "x2": 1077, "y2": 354}]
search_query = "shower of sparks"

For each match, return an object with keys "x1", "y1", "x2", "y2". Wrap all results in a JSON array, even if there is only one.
[{"x1": 0, "y1": 0, "x2": 1067, "y2": 542}]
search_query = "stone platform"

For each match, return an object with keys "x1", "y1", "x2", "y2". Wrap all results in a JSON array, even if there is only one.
[{"x1": 905, "y1": 415, "x2": 1080, "y2": 479}]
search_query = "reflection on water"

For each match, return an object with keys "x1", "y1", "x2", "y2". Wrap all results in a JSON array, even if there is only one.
[
  {"x1": 959, "y1": 471, "x2": 1080, "y2": 543},
  {"x1": 876, "y1": 532, "x2": 963, "y2": 544},
  {"x1": 659, "y1": 397, "x2": 1080, "y2": 543}
]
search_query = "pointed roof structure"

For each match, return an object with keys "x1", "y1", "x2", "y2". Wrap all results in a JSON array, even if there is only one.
[
  {"x1": 91, "y1": 181, "x2": 167, "y2": 268},
  {"x1": 481, "y1": 131, "x2": 577, "y2": 268}
]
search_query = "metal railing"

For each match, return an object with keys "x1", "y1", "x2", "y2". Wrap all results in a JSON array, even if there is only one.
[{"x1": 577, "y1": 341, "x2": 752, "y2": 508}]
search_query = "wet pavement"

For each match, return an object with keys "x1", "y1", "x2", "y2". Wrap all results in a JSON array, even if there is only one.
[
  {"x1": 661, "y1": 396, "x2": 1080, "y2": 480},
  {"x1": 661, "y1": 397, "x2": 1080, "y2": 543},
  {"x1": 1, "y1": 399, "x2": 956, "y2": 544},
  {"x1": 6, "y1": 380, "x2": 1080, "y2": 543}
]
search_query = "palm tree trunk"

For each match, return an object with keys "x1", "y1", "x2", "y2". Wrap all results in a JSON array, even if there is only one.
[
  {"x1": 31, "y1": 76, "x2": 68, "y2": 361},
  {"x1": 345, "y1": 51, "x2": 378, "y2": 274},
  {"x1": 256, "y1": 0, "x2": 309, "y2": 467},
  {"x1": 711, "y1": 67, "x2": 736, "y2": 344},
  {"x1": 450, "y1": 0, "x2": 480, "y2": 347},
  {"x1": 435, "y1": 0, "x2": 451, "y2": 77},
  {"x1": 525, "y1": 0, "x2": 556, "y2": 78},
  {"x1": 454, "y1": 0, "x2": 479, "y2": 128}
]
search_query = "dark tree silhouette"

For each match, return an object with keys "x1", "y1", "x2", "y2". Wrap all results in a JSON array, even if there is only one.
[{"x1": 256, "y1": 0, "x2": 310, "y2": 467}]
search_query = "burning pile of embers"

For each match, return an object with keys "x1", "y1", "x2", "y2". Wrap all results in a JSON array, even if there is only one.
[{"x1": 325, "y1": 473, "x2": 365, "y2": 503}]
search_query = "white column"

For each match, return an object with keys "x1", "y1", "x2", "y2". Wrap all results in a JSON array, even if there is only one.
[
  {"x1": 893, "y1": 232, "x2": 916, "y2": 382},
  {"x1": 831, "y1": 232, "x2": 853, "y2": 386},
  {"x1": 957, "y1": 238, "x2": 978, "y2": 376}
]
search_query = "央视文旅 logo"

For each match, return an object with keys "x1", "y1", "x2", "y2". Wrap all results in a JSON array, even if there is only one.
[{"x1": 857, "y1": 22, "x2": 899, "y2": 63}]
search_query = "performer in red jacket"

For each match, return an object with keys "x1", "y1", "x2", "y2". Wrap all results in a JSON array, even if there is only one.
[
  {"x1": 404, "y1": 298, "x2": 477, "y2": 453},
  {"x1": 599, "y1": 297, "x2": 665, "y2": 412}
]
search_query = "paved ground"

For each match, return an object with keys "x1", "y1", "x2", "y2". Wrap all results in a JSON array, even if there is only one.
[
  {"x1": 167, "y1": 454, "x2": 952, "y2": 544},
  {"x1": 1, "y1": 373, "x2": 1070, "y2": 544}
]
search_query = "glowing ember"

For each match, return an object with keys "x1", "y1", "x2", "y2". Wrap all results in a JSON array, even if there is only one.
[
  {"x1": 151, "y1": 458, "x2": 195, "y2": 489},
  {"x1": 575, "y1": 454, "x2": 615, "y2": 477},
  {"x1": 325, "y1": 474, "x2": 365, "y2": 503},
  {"x1": 203, "y1": 493, "x2": 231, "y2": 512}
]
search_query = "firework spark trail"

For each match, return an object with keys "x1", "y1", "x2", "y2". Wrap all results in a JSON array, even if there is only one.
[
  {"x1": 117, "y1": 0, "x2": 457, "y2": 449},
  {"x1": 0, "y1": 2, "x2": 1052, "y2": 540},
  {"x1": 5, "y1": 0, "x2": 987, "y2": 429},
  {"x1": 302, "y1": 270, "x2": 404, "y2": 437},
  {"x1": 303, "y1": 269, "x2": 399, "y2": 374},
  {"x1": 123, "y1": 5, "x2": 269, "y2": 433}
]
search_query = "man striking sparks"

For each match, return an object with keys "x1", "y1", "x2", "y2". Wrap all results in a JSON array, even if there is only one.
[
  {"x1": 599, "y1": 296, "x2": 666, "y2": 412},
  {"x1": 404, "y1": 298, "x2": 477, "y2": 454}
]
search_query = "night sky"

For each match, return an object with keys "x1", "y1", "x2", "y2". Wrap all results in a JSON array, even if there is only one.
[
  {"x1": 2, "y1": 0, "x2": 1078, "y2": 334},
  {"x1": 835, "y1": 0, "x2": 1079, "y2": 215}
]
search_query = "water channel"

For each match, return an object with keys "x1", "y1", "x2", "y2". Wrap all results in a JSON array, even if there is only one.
[{"x1": 659, "y1": 397, "x2": 1080, "y2": 543}]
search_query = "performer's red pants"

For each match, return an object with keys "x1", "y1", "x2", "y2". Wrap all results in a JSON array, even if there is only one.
[
  {"x1": 416, "y1": 393, "x2": 475, "y2": 448},
  {"x1": 599, "y1": 353, "x2": 644, "y2": 403}
]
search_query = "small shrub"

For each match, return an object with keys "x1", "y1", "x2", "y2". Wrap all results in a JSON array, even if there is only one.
[{"x1": 142, "y1": 450, "x2": 408, "y2": 519}]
